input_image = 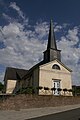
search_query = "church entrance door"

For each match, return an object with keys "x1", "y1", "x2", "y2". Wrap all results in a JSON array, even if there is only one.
[{"x1": 53, "y1": 80, "x2": 60, "y2": 95}]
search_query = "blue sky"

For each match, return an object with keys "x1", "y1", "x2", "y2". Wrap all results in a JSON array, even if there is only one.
[
  {"x1": 1, "y1": 0, "x2": 80, "y2": 24},
  {"x1": 0, "y1": 0, "x2": 80, "y2": 85}
]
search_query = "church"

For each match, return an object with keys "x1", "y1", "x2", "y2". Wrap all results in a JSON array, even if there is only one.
[{"x1": 4, "y1": 20, "x2": 72, "y2": 96}]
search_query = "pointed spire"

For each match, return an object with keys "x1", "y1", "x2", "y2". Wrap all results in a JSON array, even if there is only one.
[{"x1": 47, "y1": 20, "x2": 57, "y2": 50}]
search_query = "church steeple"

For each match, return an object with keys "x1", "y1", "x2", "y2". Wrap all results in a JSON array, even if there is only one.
[
  {"x1": 47, "y1": 20, "x2": 57, "y2": 50},
  {"x1": 44, "y1": 20, "x2": 61, "y2": 63}
]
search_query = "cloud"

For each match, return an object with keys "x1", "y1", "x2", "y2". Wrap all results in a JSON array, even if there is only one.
[
  {"x1": 9, "y1": 2, "x2": 25, "y2": 20},
  {"x1": 0, "y1": 70, "x2": 5, "y2": 84},
  {"x1": 2, "y1": 13, "x2": 16, "y2": 24},
  {"x1": 0, "y1": 2, "x2": 47, "y2": 82},
  {"x1": 2, "y1": 13, "x2": 11, "y2": 22},
  {"x1": 57, "y1": 26, "x2": 80, "y2": 85},
  {"x1": 0, "y1": 21, "x2": 47, "y2": 69},
  {"x1": 54, "y1": 25, "x2": 63, "y2": 32},
  {"x1": 0, "y1": 2, "x2": 80, "y2": 85},
  {"x1": 66, "y1": 27, "x2": 79, "y2": 45},
  {"x1": 34, "y1": 21, "x2": 49, "y2": 40}
]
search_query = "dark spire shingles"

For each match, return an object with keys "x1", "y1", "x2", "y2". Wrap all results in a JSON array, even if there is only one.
[{"x1": 47, "y1": 20, "x2": 57, "y2": 50}]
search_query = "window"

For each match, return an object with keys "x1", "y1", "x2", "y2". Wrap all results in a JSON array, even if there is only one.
[{"x1": 52, "y1": 64, "x2": 60, "y2": 70}]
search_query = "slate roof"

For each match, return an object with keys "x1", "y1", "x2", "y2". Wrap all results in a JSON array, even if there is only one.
[
  {"x1": 23, "y1": 60, "x2": 45, "y2": 80},
  {"x1": 47, "y1": 20, "x2": 57, "y2": 50},
  {"x1": 4, "y1": 67, "x2": 28, "y2": 81}
]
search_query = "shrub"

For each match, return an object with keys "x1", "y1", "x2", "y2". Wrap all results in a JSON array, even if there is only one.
[
  {"x1": 57, "y1": 88, "x2": 62, "y2": 91},
  {"x1": 63, "y1": 88, "x2": 67, "y2": 91},
  {"x1": 68, "y1": 89, "x2": 72, "y2": 92},
  {"x1": 44, "y1": 87, "x2": 49, "y2": 90},
  {"x1": 36, "y1": 86, "x2": 43, "y2": 90},
  {"x1": 51, "y1": 87, "x2": 56, "y2": 91},
  {"x1": 63, "y1": 88, "x2": 68, "y2": 96},
  {"x1": 16, "y1": 86, "x2": 34, "y2": 94},
  {"x1": 0, "y1": 82, "x2": 4, "y2": 91}
]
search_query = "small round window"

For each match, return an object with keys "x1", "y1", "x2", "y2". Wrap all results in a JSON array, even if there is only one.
[{"x1": 52, "y1": 64, "x2": 60, "y2": 70}]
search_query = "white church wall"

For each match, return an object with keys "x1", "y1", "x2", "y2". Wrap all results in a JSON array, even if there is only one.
[
  {"x1": 6, "y1": 80, "x2": 17, "y2": 94},
  {"x1": 39, "y1": 60, "x2": 72, "y2": 96}
]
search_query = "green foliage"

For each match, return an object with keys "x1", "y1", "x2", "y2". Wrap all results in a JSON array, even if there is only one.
[
  {"x1": 51, "y1": 87, "x2": 56, "y2": 91},
  {"x1": 16, "y1": 87, "x2": 35, "y2": 94},
  {"x1": 63, "y1": 88, "x2": 67, "y2": 92},
  {"x1": 68, "y1": 89, "x2": 72, "y2": 92},
  {"x1": 0, "y1": 82, "x2": 4, "y2": 91},
  {"x1": 36, "y1": 86, "x2": 43, "y2": 90},
  {"x1": 57, "y1": 88, "x2": 62, "y2": 91},
  {"x1": 44, "y1": 87, "x2": 49, "y2": 90},
  {"x1": 26, "y1": 87, "x2": 33, "y2": 94},
  {"x1": 72, "y1": 87, "x2": 80, "y2": 96},
  {"x1": 63, "y1": 88, "x2": 68, "y2": 96},
  {"x1": 16, "y1": 86, "x2": 78, "y2": 96}
]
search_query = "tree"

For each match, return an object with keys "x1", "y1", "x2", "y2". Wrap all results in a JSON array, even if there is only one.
[{"x1": 0, "y1": 82, "x2": 4, "y2": 92}]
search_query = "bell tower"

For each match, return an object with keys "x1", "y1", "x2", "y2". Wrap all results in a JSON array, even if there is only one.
[{"x1": 44, "y1": 20, "x2": 61, "y2": 63}]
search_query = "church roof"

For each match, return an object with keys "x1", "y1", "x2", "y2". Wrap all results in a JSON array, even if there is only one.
[
  {"x1": 23, "y1": 60, "x2": 45, "y2": 79},
  {"x1": 47, "y1": 20, "x2": 57, "y2": 50},
  {"x1": 4, "y1": 67, "x2": 28, "y2": 81}
]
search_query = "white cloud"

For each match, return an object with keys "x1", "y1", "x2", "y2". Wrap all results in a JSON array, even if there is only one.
[
  {"x1": 2, "y1": 13, "x2": 12, "y2": 22},
  {"x1": 34, "y1": 22, "x2": 49, "y2": 39},
  {"x1": 0, "y1": 2, "x2": 80, "y2": 85},
  {"x1": 10, "y1": 2, "x2": 25, "y2": 19},
  {"x1": 0, "y1": 71, "x2": 5, "y2": 83},
  {"x1": 3, "y1": 23, "x2": 20, "y2": 37},
  {"x1": 54, "y1": 25, "x2": 62, "y2": 32},
  {"x1": 66, "y1": 27, "x2": 79, "y2": 45},
  {"x1": 0, "y1": 21, "x2": 47, "y2": 70},
  {"x1": 58, "y1": 26, "x2": 80, "y2": 85}
]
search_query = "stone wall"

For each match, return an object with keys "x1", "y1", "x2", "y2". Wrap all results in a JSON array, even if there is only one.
[{"x1": 0, "y1": 94, "x2": 80, "y2": 110}]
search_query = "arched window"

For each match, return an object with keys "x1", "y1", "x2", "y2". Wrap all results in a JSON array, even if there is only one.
[{"x1": 52, "y1": 64, "x2": 60, "y2": 70}]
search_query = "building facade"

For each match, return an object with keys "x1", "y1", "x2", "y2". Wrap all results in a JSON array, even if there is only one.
[{"x1": 4, "y1": 20, "x2": 72, "y2": 96}]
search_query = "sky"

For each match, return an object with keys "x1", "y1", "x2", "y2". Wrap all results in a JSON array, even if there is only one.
[{"x1": 0, "y1": 0, "x2": 80, "y2": 85}]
